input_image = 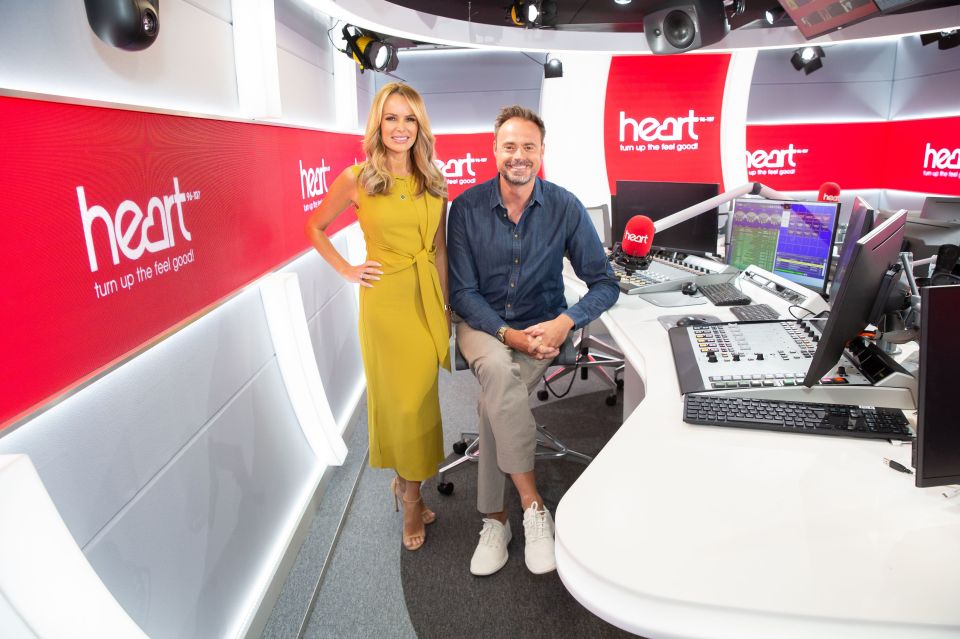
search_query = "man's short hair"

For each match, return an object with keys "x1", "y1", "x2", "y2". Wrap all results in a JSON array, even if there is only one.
[{"x1": 494, "y1": 105, "x2": 545, "y2": 143}]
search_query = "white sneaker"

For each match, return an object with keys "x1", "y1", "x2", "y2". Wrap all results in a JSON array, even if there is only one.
[
  {"x1": 522, "y1": 502, "x2": 556, "y2": 574},
  {"x1": 470, "y1": 518, "x2": 512, "y2": 576}
]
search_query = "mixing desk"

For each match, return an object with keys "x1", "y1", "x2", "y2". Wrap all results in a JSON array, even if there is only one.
[
  {"x1": 609, "y1": 249, "x2": 737, "y2": 294},
  {"x1": 668, "y1": 319, "x2": 869, "y2": 394}
]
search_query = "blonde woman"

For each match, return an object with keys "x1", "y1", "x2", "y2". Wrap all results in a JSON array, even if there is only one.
[{"x1": 305, "y1": 83, "x2": 449, "y2": 551}]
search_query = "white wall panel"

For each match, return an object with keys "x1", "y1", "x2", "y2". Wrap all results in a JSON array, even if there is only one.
[
  {"x1": 0, "y1": 289, "x2": 276, "y2": 548},
  {"x1": 0, "y1": 0, "x2": 239, "y2": 116},
  {"x1": 421, "y1": 88, "x2": 541, "y2": 133},
  {"x1": 894, "y1": 34, "x2": 960, "y2": 79},
  {"x1": 383, "y1": 50, "x2": 542, "y2": 132},
  {"x1": 540, "y1": 53, "x2": 612, "y2": 209},
  {"x1": 281, "y1": 232, "x2": 365, "y2": 430},
  {"x1": 83, "y1": 360, "x2": 318, "y2": 639},
  {"x1": 748, "y1": 42, "x2": 896, "y2": 123},
  {"x1": 306, "y1": 285, "x2": 365, "y2": 431},
  {"x1": 277, "y1": 48, "x2": 337, "y2": 127},
  {"x1": 890, "y1": 69, "x2": 960, "y2": 119}
]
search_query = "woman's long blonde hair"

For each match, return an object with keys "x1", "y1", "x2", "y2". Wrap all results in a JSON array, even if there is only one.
[{"x1": 359, "y1": 83, "x2": 447, "y2": 199}]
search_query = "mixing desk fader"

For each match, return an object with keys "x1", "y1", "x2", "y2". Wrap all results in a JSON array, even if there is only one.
[
  {"x1": 609, "y1": 248, "x2": 737, "y2": 294},
  {"x1": 668, "y1": 319, "x2": 868, "y2": 395}
]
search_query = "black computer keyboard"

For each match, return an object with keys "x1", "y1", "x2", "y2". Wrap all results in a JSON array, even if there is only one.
[
  {"x1": 730, "y1": 303, "x2": 779, "y2": 321},
  {"x1": 683, "y1": 394, "x2": 914, "y2": 440},
  {"x1": 698, "y1": 282, "x2": 751, "y2": 306}
]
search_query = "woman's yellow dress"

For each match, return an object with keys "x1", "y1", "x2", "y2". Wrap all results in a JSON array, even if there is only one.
[{"x1": 353, "y1": 166, "x2": 450, "y2": 481}]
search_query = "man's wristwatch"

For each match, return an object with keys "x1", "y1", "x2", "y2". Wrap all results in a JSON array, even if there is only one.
[{"x1": 496, "y1": 326, "x2": 509, "y2": 343}]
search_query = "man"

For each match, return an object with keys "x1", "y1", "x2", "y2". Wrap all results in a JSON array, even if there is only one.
[{"x1": 447, "y1": 105, "x2": 619, "y2": 576}]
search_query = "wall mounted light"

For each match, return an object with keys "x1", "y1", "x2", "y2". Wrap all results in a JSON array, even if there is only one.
[
  {"x1": 790, "y1": 46, "x2": 825, "y2": 74},
  {"x1": 920, "y1": 30, "x2": 960, "y2": 50},
  {"x1": 509, "y1": 1, "x2": 558, "y2": 28},
  {"x1": 341, "y1": 25, "x2": 397, "y2": 73},
  {"x1": 544, "y1": 58, "x2": 563, "y2": 78}
]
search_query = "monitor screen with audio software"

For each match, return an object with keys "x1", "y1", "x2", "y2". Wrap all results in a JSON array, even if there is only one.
[{"x1": 728, "y1": 198, "x2": 841, "y2": 295}]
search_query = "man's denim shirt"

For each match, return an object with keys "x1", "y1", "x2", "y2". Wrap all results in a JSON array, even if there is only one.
[{"x1": 448, "y1": 176, "x2": 619, "y2": 336}]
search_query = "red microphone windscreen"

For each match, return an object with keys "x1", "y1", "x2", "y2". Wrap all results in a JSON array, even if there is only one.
[
  {"x1": 818, "y1": 182, "x2": 841, "y2": 203},
  {"x1": 621, "y1": 215, "x2": 655, "y2": 257}
]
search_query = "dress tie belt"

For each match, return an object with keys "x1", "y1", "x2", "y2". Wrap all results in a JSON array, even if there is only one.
[{"x1": 368, "y1": 244, "x2": 450, "y2": 371}]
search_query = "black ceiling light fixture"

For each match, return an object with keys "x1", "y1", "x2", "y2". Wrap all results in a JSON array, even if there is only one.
[
  {"x1": 544, "y1": 57, "x2": 563, "y2": 78},
  {"x1": 508, "y1": 1, "x2": 558, "y2": 28},
  {"x1": 920, "y1": 29, "x2": 960, "y2": 50},
  {"x1": 790, "y1": 45, "x2": 825, "y2": 74},
  {"x1": 762, "y1": 7, "x2": 792, "y2": 26},
  {"x1": 341, "y1": 25, "x2": 398, "y2": 73}
]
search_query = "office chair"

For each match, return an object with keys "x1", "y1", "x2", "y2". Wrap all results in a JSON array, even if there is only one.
[
  {"x1": 436, "y1": 335, "x2": 593, "y2": 496},
  {"x1": 536, "y1": 323, "x2": 624, "y2": 406}
]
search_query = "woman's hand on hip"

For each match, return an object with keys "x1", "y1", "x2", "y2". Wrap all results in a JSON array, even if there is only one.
[{"x1": 340, "y1": 260, "x2": 383, "y2": 287}]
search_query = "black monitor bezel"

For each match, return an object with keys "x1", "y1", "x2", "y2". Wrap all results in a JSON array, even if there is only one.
[
  {"x1": 612, "y1": 180, "x2": 720, "y2": 257},
  {"x1": 802, "y1": 210, "x2": 907, "y2": 387},
  {"x1": 914, "y1": 284, "x2": 960, "y2": 487},
  {"x1": 829, "y1": 196, "x2": 876, "y2": 300},
  {"x1": 727, "y1": 196, "x2": 841, "y2": 296}
]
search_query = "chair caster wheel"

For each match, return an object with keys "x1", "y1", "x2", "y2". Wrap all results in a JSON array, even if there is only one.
[
  {"x1": 437, "y1": 482, "x2": 454, "y2": 495},
  {"x1": 536, "y1": 390, "x2": 549, "y2": 401},
  {"x1": 605, "y1": 394, "x2": 617, "y2": 406},
  {"x1": 616, "y1": 378, "x2": 624, "y2": 390},
  {"x1": 452, "y1": 441, "x2": 468, "y2": 455}
]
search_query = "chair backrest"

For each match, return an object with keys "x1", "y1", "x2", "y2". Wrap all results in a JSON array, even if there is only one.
[
  {"x1": 585, "y1": 204, "x2": 612, "y2": 246},
  {"x1": 455, "y1": 333, "x2": 578, "y2": 370}
]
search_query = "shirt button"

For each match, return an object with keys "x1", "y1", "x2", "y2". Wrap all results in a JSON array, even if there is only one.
[
  {"x1": 514, "y1": 234, "x2": 519, "y2": 239},
  {"x1": 506, "y1": 303, "x2": 512, "y2": 308},
  {"x1": 514, "y1": 258, "x2": 519, "y2": 264},
  {"x1": 510, "y1": 282, "x2": 515, "y2": 288}
]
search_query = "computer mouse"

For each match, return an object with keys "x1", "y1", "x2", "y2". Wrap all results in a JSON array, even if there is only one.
[
  {"x1": 681, "y1": 281, "x2": 698, "y2": 295},
  {"x1": 676, "y1": 316, "x2": 707, "y2": 327}
]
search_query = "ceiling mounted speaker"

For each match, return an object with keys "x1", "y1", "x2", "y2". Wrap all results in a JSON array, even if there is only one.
[
  {"x1": 84, "y1": 0, "x2": 160, "y2": 51},
  {"x1": 643, "y1": 0, "x2": 727, "y2": 55}
]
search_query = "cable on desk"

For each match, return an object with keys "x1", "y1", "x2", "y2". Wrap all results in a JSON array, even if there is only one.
[
  {"x1": 883, "y1": 458, "x2": 913, "y2": 474},
  {"x1": 788, "y1": 304, "x2": 818, "y2": 320}
]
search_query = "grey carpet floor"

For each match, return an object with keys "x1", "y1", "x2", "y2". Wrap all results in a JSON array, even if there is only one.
[
  {"x1": 262, "y1": 351, "x2": 630, "y2": 638},
  {"x1": 399, "y1": 390, "x2": 637, "y2": 639}
]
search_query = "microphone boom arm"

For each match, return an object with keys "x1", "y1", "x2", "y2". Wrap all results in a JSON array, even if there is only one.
[{"x1": 653, "y1": 182, "x2": 794, "y2": 234}]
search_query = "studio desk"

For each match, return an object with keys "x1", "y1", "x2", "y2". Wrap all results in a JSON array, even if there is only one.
[{"x1": 556, "y1": 273, "x2": 960, "y2": 639}]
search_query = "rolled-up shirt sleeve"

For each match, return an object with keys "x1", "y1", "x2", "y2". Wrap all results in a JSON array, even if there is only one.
[
  {"x1": 448, "y1": 198, "x2": 507, "y2": 336},
  {"x1": 563, "y1": 202, "x2": 620, "y2": 329}
]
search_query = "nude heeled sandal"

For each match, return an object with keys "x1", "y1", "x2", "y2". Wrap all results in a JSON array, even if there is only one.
[
  {"x1": 400, "y1": 495, "x2": 427, "y2": 551},
  {"x1": 391, "y1": 477, "x2": 436, "y2": 525}
]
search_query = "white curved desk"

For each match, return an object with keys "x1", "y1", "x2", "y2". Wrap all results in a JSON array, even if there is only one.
[{"x1": 555, "y1": 284, "x2": 960, "y2": 638}]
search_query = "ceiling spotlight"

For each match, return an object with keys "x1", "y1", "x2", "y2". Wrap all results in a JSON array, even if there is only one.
[
  {"x1": 920, "y1": 30, "x2": 960, "y2": 50},
  {"x1": 614, "y1": 0, "x2": 633, "y2": 4},
  {"x1": 341, "y1": 25, "x2": 397, "y2": 73},
  {"x1": 544, "y1": 58, "x2": 563, "y2": 78},
  {"x1": 509, "y1": 1, "x2": 557, "y2": 28},
  {"x1": 790, "y1": 46, "x2": 825, "y2": 74},
  {"x1": 763, "y1": 7, "x2": 789, "y2": 25}
]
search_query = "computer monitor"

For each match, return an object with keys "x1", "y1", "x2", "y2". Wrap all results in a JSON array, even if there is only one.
[
  {"x1": 876, "y1": 209, "x2": 960, "y2": 267},
  {"x1": 803, "y1": 210, "x2": 907, "y2": 387},
  {"x1": 829, "y1": 196, "x2": 875, "y2": 299},
  {"x1": 921, "y1": 195, "x2": 960, "y2": 223},
  {"x1": 613, "y1": 181, "x2": 719, "y2": 256},
  {"x1": 914, "y1": 284, "x2": 960, "y2": 487},
  {"x1": 727, "y1": 197, "x2": 841, "y2": 295}
]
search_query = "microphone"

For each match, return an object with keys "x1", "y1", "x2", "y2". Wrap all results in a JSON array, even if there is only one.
[
  {"x1": 615, "y1": 215, "x2": 655, "y2": 271},
  {"x1": 817, "y1": 181, "x2": 841, "y2": 203}
]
